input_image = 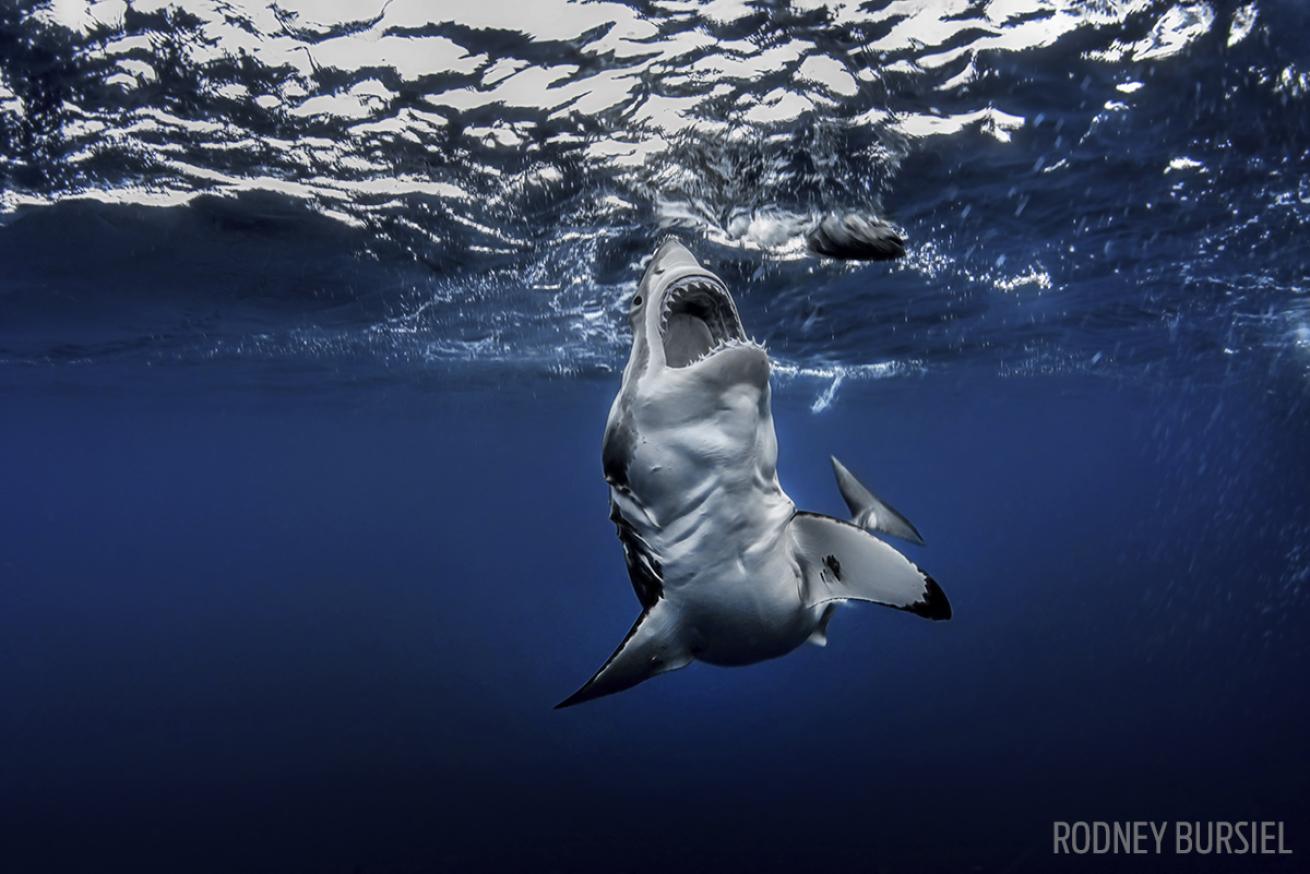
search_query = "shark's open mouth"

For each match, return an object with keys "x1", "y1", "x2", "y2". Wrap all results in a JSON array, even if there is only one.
[{"x1": 658, "y1": 276, "x2": 748, "y2": 368}]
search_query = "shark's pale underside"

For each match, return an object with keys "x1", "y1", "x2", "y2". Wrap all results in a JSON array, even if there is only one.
[{"x1": 557, "y1": 239, "x2": 950, "y2": 708}]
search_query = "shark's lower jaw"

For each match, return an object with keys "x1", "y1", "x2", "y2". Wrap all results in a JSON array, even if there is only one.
[{"x1": 658, "y1": 276, "x2": 759, "y2": 368}]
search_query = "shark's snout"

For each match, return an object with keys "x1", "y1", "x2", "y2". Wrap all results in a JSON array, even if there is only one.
[
  {"x1": 637, "y1": 238, "x2": 757, "y2": 371},
  {"x1": 649, "y1": 236, "x2": 698, "y2": 272}
]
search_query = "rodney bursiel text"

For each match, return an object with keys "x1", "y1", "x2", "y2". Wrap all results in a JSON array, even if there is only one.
[{"x1": 1053, "y1": 821, "x2": 1293, "y2": 855}]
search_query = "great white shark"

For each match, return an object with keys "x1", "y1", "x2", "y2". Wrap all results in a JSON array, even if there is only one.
[{"x1": 557, "y1": 238, "x2": 950, "y2": 708}]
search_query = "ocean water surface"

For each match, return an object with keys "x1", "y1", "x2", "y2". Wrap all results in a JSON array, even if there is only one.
[{"x1": 2, "y1": 0, "x2": 1309, "y2": 871}]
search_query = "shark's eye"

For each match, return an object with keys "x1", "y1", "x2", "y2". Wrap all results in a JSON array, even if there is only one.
[{"x1": 632, "y1": 295, "x2": 642, "y2": 306}]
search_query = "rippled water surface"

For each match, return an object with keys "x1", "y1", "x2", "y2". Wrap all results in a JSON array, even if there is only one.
[{"x1": 3, "y1": 0, "x2": 1308, "y2": 389}]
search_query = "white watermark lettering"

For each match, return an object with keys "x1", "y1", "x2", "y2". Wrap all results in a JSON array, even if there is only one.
[{"x1": 1054, "y1": 821, "x2": 1292, "y2": 855}]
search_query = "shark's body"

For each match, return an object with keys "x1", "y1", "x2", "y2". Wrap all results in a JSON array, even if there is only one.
[{"x1": 558, "y1": 239, "x2": 949, "y2": 708}]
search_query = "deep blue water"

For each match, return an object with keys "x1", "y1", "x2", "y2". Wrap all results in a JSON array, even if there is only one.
[
  {"x1": 3, "y1": 0, "x2": 1310, "y2": 871},
  {"x1": 3, "y1": 374, "x2": 1308, "y2": 873}
]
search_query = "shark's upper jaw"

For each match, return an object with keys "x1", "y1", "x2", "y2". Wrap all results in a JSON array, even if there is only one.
[{"x1": 656, "y1": 274, "x2": 751, "y2": 369}]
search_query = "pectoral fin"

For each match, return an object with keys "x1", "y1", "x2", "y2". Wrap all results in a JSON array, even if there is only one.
[
  {"x1": 555, "y1": 599, "x2": 690, "y2": 709},
  {"x1": 790, "y1": 511, "x2": 950, "y2": 620},
  {"x1": 830, "y1": 455, "x2": 925, "y2": 545}
]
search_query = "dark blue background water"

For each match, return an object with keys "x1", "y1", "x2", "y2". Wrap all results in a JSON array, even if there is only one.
[
  {"x1": 3, "y1": 0, "x2": 1310, "y2": 871},
  {"x1": 3, "y1": 369, "x2": 1307, "y2": 872}
]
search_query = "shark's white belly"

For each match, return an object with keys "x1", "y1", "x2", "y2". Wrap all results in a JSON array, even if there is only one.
[
  {"x1": 618, "y1": 393, "x2": 818, "y2": 666},
  {"x1": 662, "y1": 494, "x2": 814, "y2": 666}
]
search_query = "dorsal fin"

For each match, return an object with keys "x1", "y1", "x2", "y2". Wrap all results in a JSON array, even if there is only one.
[
  {"x1": 555, "y1": 599, "x2": 690, "y2": 709},
  {"x1": 830, "y1": 456, "x2": 926, "y2": 546}
]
